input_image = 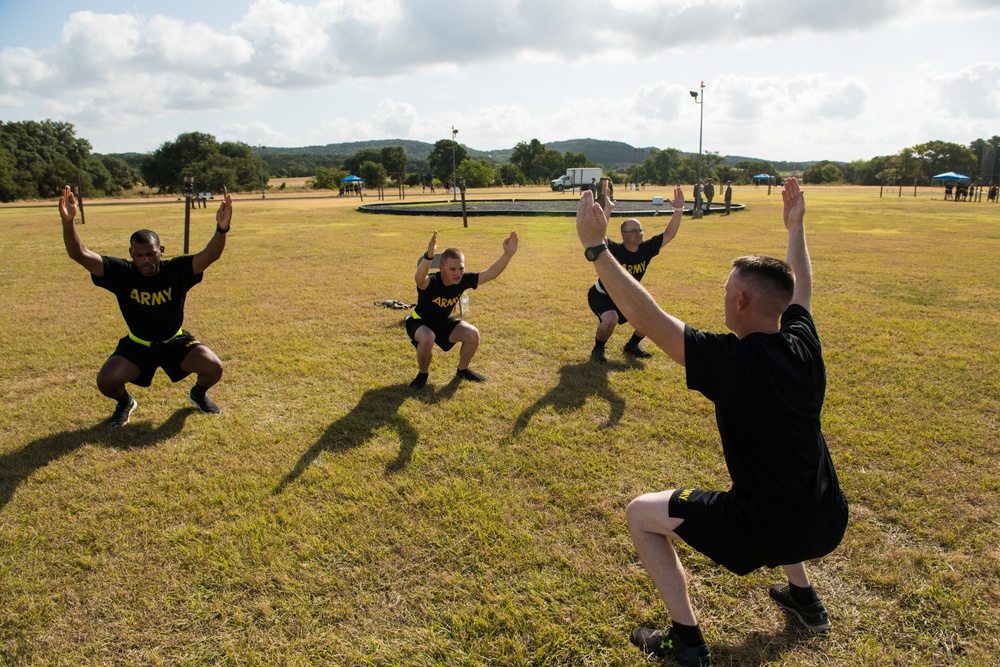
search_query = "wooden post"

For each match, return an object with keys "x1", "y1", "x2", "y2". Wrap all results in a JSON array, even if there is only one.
[
  {"x1": 184, "y1": 195, "x2": 191, "y2": 254},
  {"x1": 460, "y1": 178, "x2": 468, "y2": 228},
  {"x1": 75, "y1": 169, "x2": 86, "y2": 225}
]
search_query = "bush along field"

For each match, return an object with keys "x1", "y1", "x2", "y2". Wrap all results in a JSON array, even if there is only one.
[{"x1": 0, "y1": 186, "x2": 997, "y2": 666}]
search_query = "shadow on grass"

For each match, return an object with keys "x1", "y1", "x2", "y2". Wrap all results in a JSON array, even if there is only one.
[
  {"x1": 709, "y1": 625, "x2": 816, "y2": 665},
  {"x1": 512, "y1": 360, "x2": 629, "y2": 434},
  {"x1": 274, "y1": 377, "x2": 461, "y2": 493},
  {"x1": 0, "y1": 408, "x2": 194, "y2": 511}
]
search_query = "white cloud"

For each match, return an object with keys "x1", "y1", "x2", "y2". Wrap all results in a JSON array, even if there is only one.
[
  {"x1": 148, "y1": 15, "x2": 254, "y2": 72},
  {"x1": 937, "y1": 63, "x2": 1000, "y2": 119}
]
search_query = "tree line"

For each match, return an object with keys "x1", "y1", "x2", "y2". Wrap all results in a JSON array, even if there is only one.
[{"x1": 1, "y1": 119, "x2": 997, "y2": 202}]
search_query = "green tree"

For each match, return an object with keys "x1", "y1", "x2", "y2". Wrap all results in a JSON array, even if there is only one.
[
  {"x1": 534, "y1": 150, "x2": 566, "y2": 182},
  {"x1": 0, "y1": 119, "x2": 93, "y2": 199},
  {"x1": 0, "y1": 145, "x2": 15, "y2": 200},
  {"x1": 342, "y1": 148, "x2": 382, "y2": 176},
  {"x1": 643, "y1": 148, "x2": 683, "y2": 185},
  {"x1": 428, "y1": 139, "x2": 467, "y2": 183},
  {"x1": 912, "y1": 140, "x2": 978, "y2": 182},
  {"x1": 563, "y1": 151, "x2": 597, "y2": 168},
  {"x1": 510, "y1": 139, "x2": 545, "y2": 181},
  {"x1": 359, "y1": 161, "x2": 387, "y2": 190},
  {"x1": 456, "y1": 159, "x2": 496, "y2": 188},
  {"x1": 99, "y1": 155, "x2": 140, "y2": 191},
  {"x1": 497, "y1": 163, "x2": 526, "y2": 186},
  {"x1": 802, "y1": 161, "x2": 844, "y2": 184},
  {"x1": 379, "y1": 146, "x2": 407, "y2": 175},
  {"x1": 141, "y1": 133, "x2": 263, "y2": 193},
  {"x1": 311, "y1": 166, "x2": 348, "y2": 190},
  {"x1": 969, "y1": 136, "x2": 1000, "y2": 182}
]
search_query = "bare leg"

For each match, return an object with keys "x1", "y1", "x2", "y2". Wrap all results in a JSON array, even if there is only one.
[
  {"x1": 596, "y1": 310, "x2": 618, "y2": 343},
  {"x1": 627, "y1": 490, "x2": 698, "y2": 626},
  {"x1": 413, "y1": 327, "x2": 435, "y2": 373},
  {"x1": 97, "y1": 355, "x2": 140, "y2": 399},
  {"x1": 781, "y1": 562, "x2": 811, "y2": 588},
  {"x1": 450, "y1": 321, "x2": 480, "y2": 371},
  {"x1": 181, "y1": 345, "x2": 223, "y2": 389}
]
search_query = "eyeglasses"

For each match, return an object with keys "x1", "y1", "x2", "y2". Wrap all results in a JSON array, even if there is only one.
[{"x1": 623, "y1": 228, "x2": 644, "y2": 234}]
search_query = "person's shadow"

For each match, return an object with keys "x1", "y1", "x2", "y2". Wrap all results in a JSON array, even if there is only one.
[
  {"x1": 513, "y1": 360, "x2": 628, "y2": 434},
  {"x1": 275, "y1": 377, "x2": 461, "y2": 493},
  {"x1": 696, "y1": 625, "x2": 812, "y2": 665},
  {"x1": 0, "y1": 408, "x2": 193, "y2": 511}
]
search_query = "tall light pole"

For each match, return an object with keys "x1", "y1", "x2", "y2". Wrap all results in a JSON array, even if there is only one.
[
  {"x1": 258, "y1": 145, "x2": 266, "y2": 199},
  {"x1": 451, "y1": 126, "x2": 458, "y2": 202},
  {"x1": 690, "y1": 81, "x2": 705, "y2": 218}
]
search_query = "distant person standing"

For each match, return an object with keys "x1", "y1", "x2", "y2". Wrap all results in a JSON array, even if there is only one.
[
  {"x1": 723, "y1": 181, "x2": 733, "y2": 215},
  {"x1": 703, "y1": 179, "x2": 715, "y2": 214},
  {"x1": 59, "y1": 185, "x2": 233, "y2": 426}
]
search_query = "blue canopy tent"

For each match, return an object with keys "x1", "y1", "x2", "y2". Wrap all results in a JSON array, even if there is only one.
[
  {"x1": 752, "y1": 173, "x2": 772, "y2": 183},
  {"x1": 342, "y1": 175, "x2": 363, "y2": 183},
  {"x1": 931, "y1": 172, "x2": 971, "y2": 182}
]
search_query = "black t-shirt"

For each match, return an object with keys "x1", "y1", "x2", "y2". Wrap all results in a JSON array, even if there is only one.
[
  {"x1": 597, "y1": 233, "x2": 663, "y2": 292},
  {"x1": 92, "y1": 255, "x2": 203, "y2": 342},
  {"x1": 413, "y1": 271, "x2": 479, "y2": 322},
  {"x1": 684, "y1": 304, "x2": 841, "y2": 511}
]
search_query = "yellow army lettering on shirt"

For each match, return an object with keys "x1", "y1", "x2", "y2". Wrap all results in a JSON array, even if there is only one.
[
  {"x1": 431, "y1": 295, "x2": 460, "y2": 308},
  {"x1": 130, "y1": 287, "x2": 173, "y2": 306},
  {"x1": 677, "y1": 489, "x2": 694, "y2": 502},
  {"x1": 622, "y1": 260, "x2": 648, "y2": 276}
]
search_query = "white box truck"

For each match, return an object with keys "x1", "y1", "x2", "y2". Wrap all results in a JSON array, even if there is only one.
[{"x1": 551, "y1": 167, "x2": 603, "y2": 192}]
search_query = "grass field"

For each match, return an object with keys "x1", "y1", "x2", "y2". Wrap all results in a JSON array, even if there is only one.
[{"x1": 1, "y1": 185, "x2": 998, "y2": 666}]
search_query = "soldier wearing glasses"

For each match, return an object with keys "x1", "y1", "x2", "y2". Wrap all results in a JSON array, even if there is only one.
[{"x1": 587, "y1": 185, "x2": 686, "y2": 362}]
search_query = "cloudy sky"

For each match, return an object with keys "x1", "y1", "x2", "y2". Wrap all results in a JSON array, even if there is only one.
[{"x1": 1, "y1": 0, "x2": 997, "y2": 162}]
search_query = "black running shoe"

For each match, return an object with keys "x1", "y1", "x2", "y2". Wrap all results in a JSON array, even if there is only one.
[
  {"x1": 623, "y1": 343, "x2": 653, "y2": 358},
  {"x1": 590, "y1": 346, "x2": 607, "y2": 363},
  {"x1": 189, "y1": 389, "x2": 221, "y2": 414},
  {"x1": 109, "y1": 397, "x2": 137, "y2": 428},
  {"x1": 410, "y1": 372, "x2": 428, "y2": 390},
  {"x1": 630, "y1": 627, "x2": 712, "y2": 666},
  {"x1": 768, "y1": 584, "x2": 831, "y2": 632},
  {"x1": 456, "y1": 368, "x2": 486, "y2": 382}
]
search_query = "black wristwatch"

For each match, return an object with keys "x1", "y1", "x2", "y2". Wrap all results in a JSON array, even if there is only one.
[
  {"x1": 216, "y1": 224, "x2": 229, "y2": 235},
  {"x1": 424, "y1": 252, "x2": 434, "y2": 261},
  {"x1": 584, "y1": 243, "x2": 608, "y2": 262}
]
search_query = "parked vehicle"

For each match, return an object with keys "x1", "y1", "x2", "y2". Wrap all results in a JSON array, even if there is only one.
[{"x1": 551, "y1": 167, "x2": 603, "y2": 192}]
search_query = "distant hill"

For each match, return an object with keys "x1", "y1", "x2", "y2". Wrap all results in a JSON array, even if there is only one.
[{"x1": 116, "y1": 139, "x2": 822, "y2": 173}]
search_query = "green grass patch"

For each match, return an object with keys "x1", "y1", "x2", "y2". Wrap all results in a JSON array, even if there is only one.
[{"x1": 1, "y1": 187, "x2": 998, "y2": 665}]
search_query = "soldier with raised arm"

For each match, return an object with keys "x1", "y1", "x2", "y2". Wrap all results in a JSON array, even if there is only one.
[
  {"x1": 576, "y1": 178, "x2": 847, "y2": 666},
  {"x1": 59, "y1": 185, "x2": 233, "y2": 426}
]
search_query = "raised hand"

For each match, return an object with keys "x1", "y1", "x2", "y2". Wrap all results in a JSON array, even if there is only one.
[
  {"x1": 576, "y1": 189, "x2": 608, "y2": 248},
  {"x1": 782, "y1": 177, "x2": 805, "y2": 229},
  {"x1": 502, "y1": 230, "x2": 519, "y2": 255},
  {"x1": 215, "y1": 192, "x2": 234, "y2": 231},
  {"x1": 59, "y1": 185, "x2": 77, "y2": 224},
  {"x1": 670, "y1": 184, "x2": 684, "y2": 211},
  {"x1": 427, "y1": 231, "x2": 438, "y2": 258}
]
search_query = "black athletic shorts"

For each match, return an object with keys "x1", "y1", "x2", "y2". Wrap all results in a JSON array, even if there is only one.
[
  {"x1": 588, "y1": 285, "x2": 627, "y2": 324},
  {"x1": 404, "y1": 315, "x2": 461, "y2": 352},
  {"x1": 669, "y1": 488, "x2": 849, "y2": 576},
  {"x1": 109, "y1": 331, "x2": 204, "y2": 387}
]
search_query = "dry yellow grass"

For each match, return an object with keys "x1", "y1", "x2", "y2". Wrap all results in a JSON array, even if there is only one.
[{"x1": 1, "y1": 185, "x2": 998, "y2": 666}]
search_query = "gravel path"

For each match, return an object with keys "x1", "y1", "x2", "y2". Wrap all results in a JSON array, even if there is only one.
[{"x1": 359, "y1": 199, "x2": 743, "y2": 217}]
